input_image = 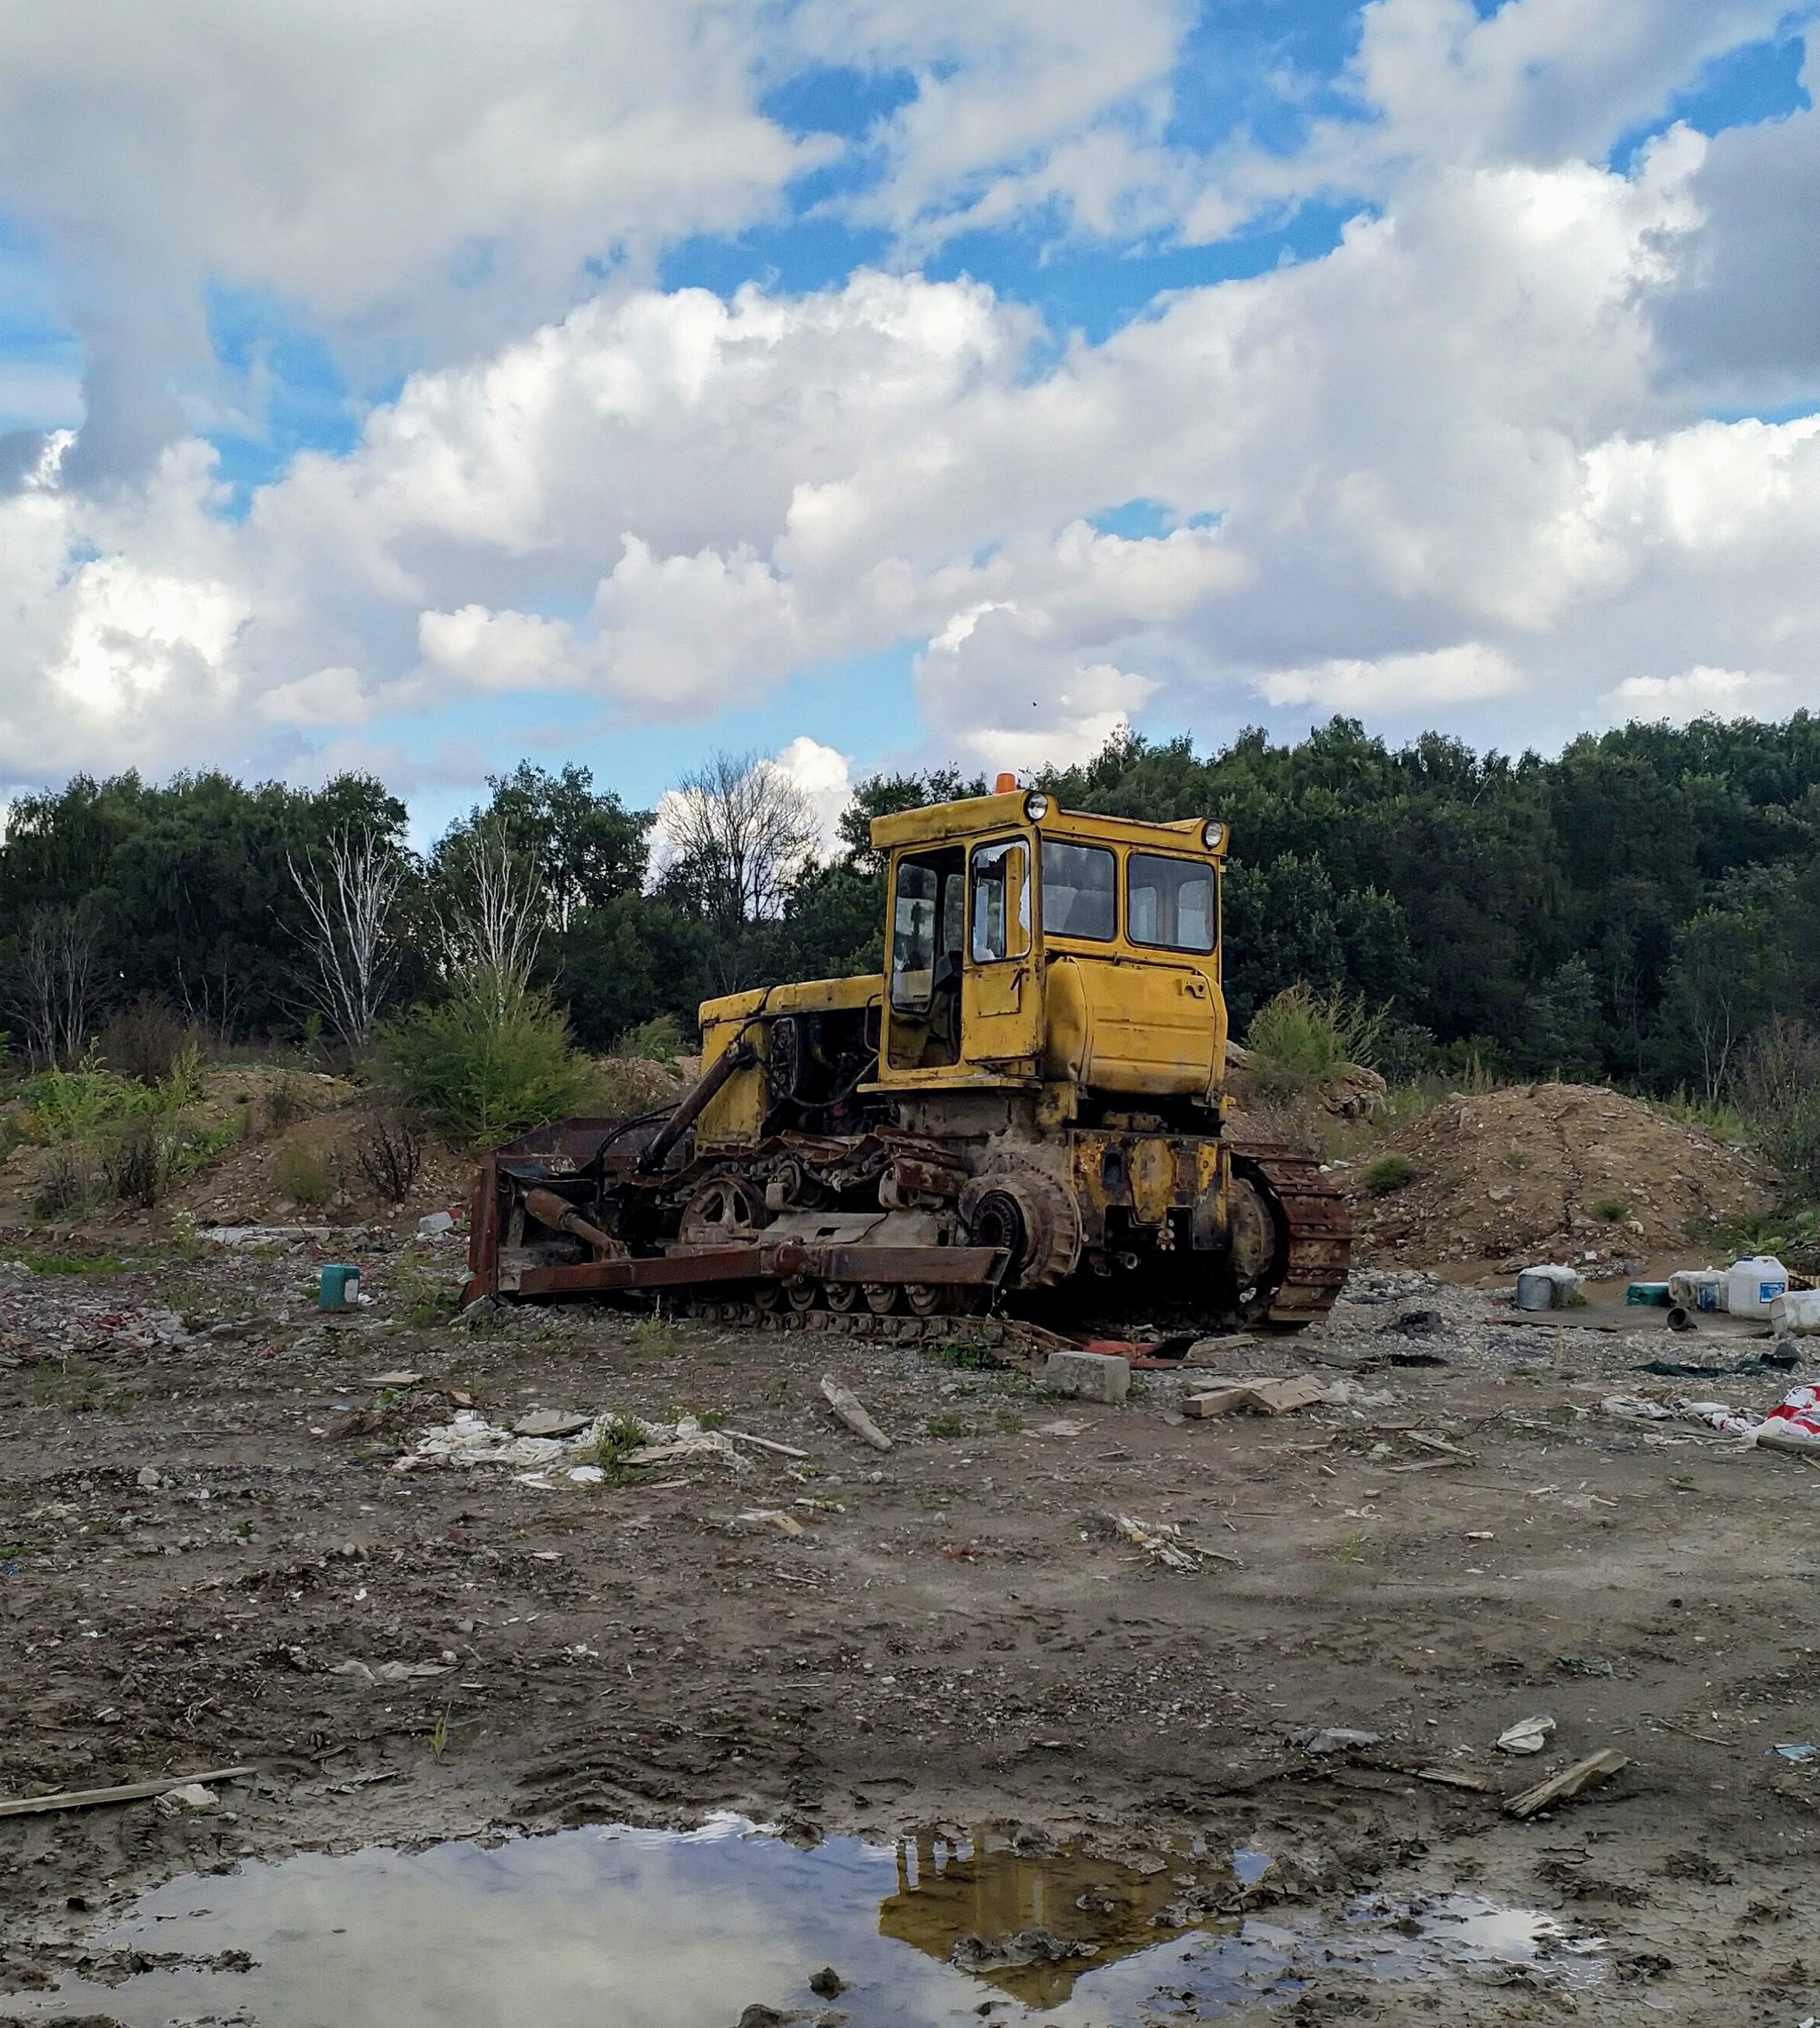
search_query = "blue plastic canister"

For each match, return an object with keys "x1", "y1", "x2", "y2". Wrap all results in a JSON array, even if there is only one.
[{"x1": 318, "y1": 1264, "x2": 362, "y2": 1311}]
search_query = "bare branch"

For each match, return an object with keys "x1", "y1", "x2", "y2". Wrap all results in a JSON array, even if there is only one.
[
  {"x1": 437, "y1": 825, "x2": 544, "y2": 1014},
  {"x1": 660, "y1": 749, "x2": 820, "y2": 928},
  {"x1": 288, "y1": 830, "x2": 406, "y2": 1053},
  {"x1": 19, "y1": 906, "x2": 100, "y2": 1068}
]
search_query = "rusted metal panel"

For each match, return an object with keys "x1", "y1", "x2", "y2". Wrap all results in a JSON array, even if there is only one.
[{"x1": 506, "y1": 1242, "x2": 1007, "y2": 1300}]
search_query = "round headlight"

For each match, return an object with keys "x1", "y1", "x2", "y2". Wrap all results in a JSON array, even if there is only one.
[
  {"x1": 1201, "y1": 819, "x2": 1226, "y2": 850},
  {"x1": 1024, "y1": 792, "x2": 1050, "y2": 822}
]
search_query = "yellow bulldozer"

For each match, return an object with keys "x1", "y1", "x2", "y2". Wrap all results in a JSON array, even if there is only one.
[{"x1": 464, "y1": 778, "x2": 1350, "y2": 1333}]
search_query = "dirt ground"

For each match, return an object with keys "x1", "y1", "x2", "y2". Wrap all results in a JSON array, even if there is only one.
[
  {"x1": 1332, "y1": 1082, "x2": 1771, "y2": 1278},
  {"x1": 4, "y1": 1232, "x2": 1819, "y2": 2025}
]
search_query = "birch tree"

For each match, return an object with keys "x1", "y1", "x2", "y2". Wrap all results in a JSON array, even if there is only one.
[{"x1": 289, "y1": 829, "x2": 407, "y2": 1054}]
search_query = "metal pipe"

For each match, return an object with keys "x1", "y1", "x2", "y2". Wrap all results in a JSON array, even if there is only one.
[{"x1": 635, "y1": 1034, "x2": 757, "y2": 1174}]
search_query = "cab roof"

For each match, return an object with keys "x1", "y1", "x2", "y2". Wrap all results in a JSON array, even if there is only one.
[{"x1": 868, "y1": 790, "x2": 1227, "y2": 856}]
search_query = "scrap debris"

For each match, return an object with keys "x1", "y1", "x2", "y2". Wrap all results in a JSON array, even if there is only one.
[
  {"x1": 1184, "y1": 1375, "x2": 1330, "y2": 1418},
  {"x1": 819, "y1": 1374, "x2": 892, "y2": 1451},
  {"x1": 1506, "y1": 1748, "x2": 1630, "y2": 1818},
  {"x1": 1111, "y1": 1513, "x2": 1241, "y2": 1570}
]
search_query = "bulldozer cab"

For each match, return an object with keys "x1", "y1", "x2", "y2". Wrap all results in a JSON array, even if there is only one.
[{"x1": 871, "y1": 784, "x2": 1230, "y2": 1102}]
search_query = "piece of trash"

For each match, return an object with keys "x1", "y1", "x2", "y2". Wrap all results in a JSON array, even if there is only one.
[
  {"x1": 1771, "y1": 1743, "x2": 1816, "y2": 1764},
  {"x1": 401, "y1": 1409, "x2": 748, "y2": 1480},
  {"x1": 513, "y1": 1409, "x2": 591, "y2": 1439},
  {"x1": 1515, "y1": 1264, "x2": 1581, "y2": 1312},
  {"x1": 1602, "y1": 1393, "x2": 1760, "y2": 1437},
  {"x1": 364, "y1": 1370, "x2": 424, "y2": 1389},
  {"x1": 1034, "y1": 1418, "x2": 1087, "y2": 1437},
  {"x1": 1109, "y1": 1513, "x2": 1239, "y2": 1571},
  {"x1": 1184, "y1": 1375, "x2": 1329, "y2": 1417},
  {"x1": 318, "y1": 1264, "x2": 362, "y2": 1312},
  {"x1": 1417, "y1": 1768, "x2": 1494, "y2": 1792},
  {"x1": 330, "y1": 1659, "x2": 451, "y2": 1683},
  {"x1": 736, "y1": 1509, "x2": 804, "y2": 1537},
  {"x1": 1287, "y1": 1727, "x2": 1383, "y2": 1754},
  {"x1": 1497, "y1": 1714, "x2": 1556, "y2": 1755},
  {"x1": 0, "y1": 1767, "x2": 255, "y2": 1821},
  {"x1": 1405, "y1": 1430, "x2": 1473, "y2": 1458},
  {"x1": 1042, "y1": 1349, "x2": 1130, "y2": 1402},
  {"x1": 156, "y1": 1784, "x2": 219, "y2": 1815},
  {"x1": 1752, "y1": 1382, "x2": 1820, "y2": 1450},
  {"x1": 1556, "y1": 1656, "x2": 1616, "y2": 1677},
  {"x1": 724, "y1": 1430, "x2": 809, "y2": 1459},
  {"x1": 417, "y1": 1210, "x2": 457, "y2": 1238},
  {"x1": 1465, "y1": 1529, "x2": 1496, "y2": 1541},
  {"x1": 820, "y1": 1374, "x2": 891, "y2": 1451},
  {"x1": 1641, "y1": 1351, "x2": 1799, "y2": 1378},
  {"x1": 1506, "y1": 1748, "x2": 1629, "y2": 1817}
]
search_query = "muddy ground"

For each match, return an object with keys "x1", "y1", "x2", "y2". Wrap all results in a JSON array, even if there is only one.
[{"x1": 2, "y1": 1238, "x2": 1817, "y2": 2025}]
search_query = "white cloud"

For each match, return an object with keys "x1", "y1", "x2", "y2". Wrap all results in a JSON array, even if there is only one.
[
  {"x1": 1258, "y1": 643, "x2": 1522, "y2": 712},
  {"x1": 4, "y1": 6, "x2": 1820, "y2": 795},
  {"x1": 1599, "y1": 666, "x2": 1820, "y2": 724},
  {"x1": 772, "y1": 735, "x2": 856, "y2": 853}
]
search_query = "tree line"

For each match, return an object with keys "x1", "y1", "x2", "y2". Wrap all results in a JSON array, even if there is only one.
[{"x1": 2, "y1": 715, "x2": 1817, "y2": 1107}]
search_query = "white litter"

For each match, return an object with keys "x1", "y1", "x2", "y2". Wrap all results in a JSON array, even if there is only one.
[
  {"x1": 1600, "y1": 1393, "x2": 1759, "y2": 1437},
  {"x1": 398, "y1": 1409, "x2": 751, "y2": 1484},
  {"x1": 1497, "y1": 1714, "x2": 1556, "y2": 1754}
]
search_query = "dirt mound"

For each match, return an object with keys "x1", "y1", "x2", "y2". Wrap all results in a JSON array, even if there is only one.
[{"x1": 1331, "y1": 1082, "x2": 1771, "y2": 1277}]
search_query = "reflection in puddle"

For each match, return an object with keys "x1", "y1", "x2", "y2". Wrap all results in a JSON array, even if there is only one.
[{"x1": 13, "y1": 1819, "x2": 1602, "y2": 2026}]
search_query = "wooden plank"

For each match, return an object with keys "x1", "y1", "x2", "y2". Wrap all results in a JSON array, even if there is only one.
[
  {"x1": 0, "y1": 1767, "x2": 255, "y2": 1820},
  {"x1": 1505, "y1": 1749, "x2": 1629, "y2": 1818}
]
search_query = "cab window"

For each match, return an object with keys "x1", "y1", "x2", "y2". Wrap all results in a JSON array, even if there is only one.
[
  {"x1": 1128, "y1": 852, "x2": 1216, "y2": 953},
  {"x1": 970, "y1": 839, "x2": 1031, "y2": 962},
  {"x1": 1040, "y1": 839, "x2": 1115, "y2": 940},
  {"x1": 891, "y1": 856, "x2": 962, "y2": 1010}
]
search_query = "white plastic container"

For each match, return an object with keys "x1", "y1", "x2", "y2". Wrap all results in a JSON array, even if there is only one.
[
  {"x1": 1668, "y1": 1267, "x2": 1728, "y2": 1313},
  {"x1": 1726, "y1": 1255, "x2": 1789, "y2": 1321},
  {"x1": 1515, "y1": 1264, "x2": 1580, "y2": 1311},
  {"x1": 1770, "y1": 1289, "x2": 1820, "y2": 1336}
]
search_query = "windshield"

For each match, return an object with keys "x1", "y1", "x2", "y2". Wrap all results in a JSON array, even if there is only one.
[{"x1": 1040, "y1": 840, "x2": 1116, "y2": 940}]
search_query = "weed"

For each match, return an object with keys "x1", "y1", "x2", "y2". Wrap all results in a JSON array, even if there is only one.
[
  {"x1": 430, "y1": 1705, "x2": 451, "y2": 1757},
  {"x1": 274, "y1": 1140, "x2": 334, "y2": 1206},
  {"x1": 1501, "y1": 1142, "x2": 1529, "y2": 1171},
  {"x1": 1668, "y1": 1473, "x2": 1696, "y2": 1491},
  {"x1": 631, "y1": 1313, "x2": 681, "y2": 1358},
  {"x1": 994, "y1": 1409, "x2": 1026, "y2": 1433},
  {"x1": 928, "y1": 1338, "x2": 998, "y2": 1370},
  {"x1": 32, "y1": 1145, "x2": 97, "y2": 1217},
  {"x1": 16, "y1": 1250, "x2": 128, "y2": 1276},
  {"x1": 925, "y1": 1411, "x2": 968, "y2": 1439},
  {"x1": 1360, "y1": 1152, "x2": 1416, "y2": 1196},
  {"x1": 763, "y1": 1378, "x2": 789, "y2": 1406},
  {"x1": 592, "y1": 1413, "x2": 648, "y2": 1480},
  {"x1": 1592, "y1": 1197, "x2": 1626, "y2": 1223},
  {"x1": 355, "y1": 1109, "x2": 423, "y2": 1202},
  {"x1": 1335, "y1": 1531, "x2": 1367, "y2": 1565},
  {"x1": 265, "y1": 1072, "x2": 314, "y2": 1132}
]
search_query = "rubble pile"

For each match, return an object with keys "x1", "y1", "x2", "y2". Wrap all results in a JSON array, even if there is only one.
[
  {"x1": 1331, "y1": 1083, "x2": 1770, "y2": 1276},
  {"x1": 0, "y1": 1260, "x2": 190, "y2": 1367}
]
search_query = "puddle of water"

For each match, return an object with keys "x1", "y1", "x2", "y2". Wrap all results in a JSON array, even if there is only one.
[{"x1": 13, "y1": 1820, "x2": 1601, "y2": 2026}]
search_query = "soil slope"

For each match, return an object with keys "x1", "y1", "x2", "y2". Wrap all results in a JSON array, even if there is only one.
[{"x1": 1332, "y1": 1081, "x2": 1770, "y2": 1277}]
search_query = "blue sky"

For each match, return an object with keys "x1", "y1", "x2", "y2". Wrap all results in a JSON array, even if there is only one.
[{"x1": 2, "y1": 0, "x2": 1819, "y2": 837}]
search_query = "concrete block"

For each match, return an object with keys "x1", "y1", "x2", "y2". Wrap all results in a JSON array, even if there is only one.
[{"x1": 1042, "y1": 1349, "x2": 1130, "y2": 1403}]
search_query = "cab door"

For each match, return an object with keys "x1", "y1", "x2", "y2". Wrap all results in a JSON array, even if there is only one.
[{"x1": 962, "y1": 836, "x2": 1042, "y2": 1066}]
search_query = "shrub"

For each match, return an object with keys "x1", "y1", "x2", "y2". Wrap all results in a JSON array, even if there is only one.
[
  {"x1": 96, "y1": 996, "x2": 198, "y2": 1085},
  {"x1": 1360, "y1": 1151, "x2": 1416, "y2": 1196},
  {"x1": 355, "y1": 1110, "x2": 423, "y2": 1202},
  {"x1": 619, "y1": 1013, "x2": 686, "y2": 1064},
  {"x1": 1245, "y1": 983, "x2": 1387, "y2": 1102},
  {"x1": 382, "y1": 978, "x2": 592, "y2": 1146},
  {"x1": 105, "y1": 1125, "x2": 164, "y2": 1209},
  {"x1": 1735, "y1": 1017, "x2": 1820, "y2": 1194},
  {"x1": 273, "y1": 1140, "x2": 334, "y2": 1206},
  {"x1": 1593, "y1": 1196, "x2": 1626, "y2": 1222}
]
